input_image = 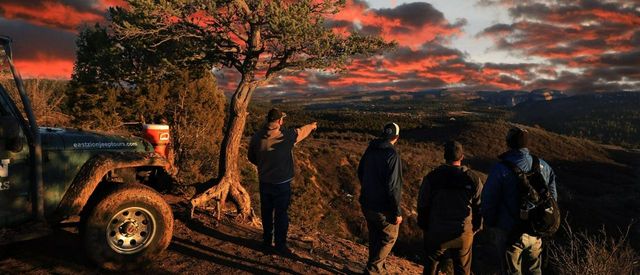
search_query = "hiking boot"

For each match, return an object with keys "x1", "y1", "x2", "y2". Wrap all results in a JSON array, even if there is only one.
[
  {"x1": 261, "y1": 242, "x2": 274, "y2": 254},
  {"x1": 275, "y1": 246, "x2": 295, "y2": 257}
]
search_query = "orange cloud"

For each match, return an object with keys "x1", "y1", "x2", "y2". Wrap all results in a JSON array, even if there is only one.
[
  {"x1": 381, "y1": 54, "x2": 458, "y2": 73},
  {"x1": 0, "y1": 2, "x2": 104, "y2": 32},
  {"x1": 98, "y1": 0, "x2": 128, "y2": 9},
  {"x1": 331, "y1": 1, "x2": 463, "y2": 49},
  {"x1": 14, "y1": 58, "x2": 74, "y2": 79}
]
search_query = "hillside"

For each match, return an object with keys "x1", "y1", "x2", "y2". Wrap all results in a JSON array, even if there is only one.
[
  {"x1": 237, "y1": 119, "x2": 640, "y2": 273},
  {"x1": 512, "y1": 92, "x2": 640, "y2": 148}
]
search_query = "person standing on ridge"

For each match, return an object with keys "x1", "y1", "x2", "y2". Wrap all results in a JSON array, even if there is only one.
[
  {"x1": 417, "y1": 141, "x2": 483, "y2": 275},
  {"x1": 358, "y1": 122, "x2": 404, "y2": 274},
  {"x1": 248, "y1": 108, "x2": 317, "y2": 256},
  {"x1": 482, "y1": 127, "x2": 558, "y2": 275}
]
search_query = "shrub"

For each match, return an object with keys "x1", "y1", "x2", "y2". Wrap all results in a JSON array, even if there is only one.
[
  {"x1": 163, "y1": 72, "x2": 226, "y2": 184},
  {"x1": 549, "y1": 223, "x2": 639, "y2": 275},
  {"x1": 0, "y1": 78, "x2": 71, "y2": 127},
  {"x1": 67, "y1": 71, "x2": 226, "y2": 184}
]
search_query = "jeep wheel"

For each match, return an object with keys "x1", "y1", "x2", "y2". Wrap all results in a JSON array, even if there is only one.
[{"x1": 81, "y1": 183, "x2": 173, "y2": 270}]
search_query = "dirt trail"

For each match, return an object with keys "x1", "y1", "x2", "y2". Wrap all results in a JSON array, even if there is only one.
[{"x1": 0, "y1": 195, "x2": 422, "y2": 274}]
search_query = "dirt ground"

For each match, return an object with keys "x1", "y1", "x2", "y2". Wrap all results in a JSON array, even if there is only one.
[{"x1": 0, "y1": 195, "x2": 422, "y2": 274}]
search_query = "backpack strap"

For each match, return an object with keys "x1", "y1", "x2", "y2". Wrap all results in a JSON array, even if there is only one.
[
  {"x1": 528, "y1": 155, "x2": 550, "y2": 196},
  {"x1": 500, "y1": 159, "x2": 524, "y2": 176},
  {"x1": 499, "y1": 156, "x2": 533, "y2": 219},
  {"x1": 530, "y1": 155, "x2": 541, "y2": 173},
  {"x1": 500, "y1": 155, "x2": 539, "y2": 175}
]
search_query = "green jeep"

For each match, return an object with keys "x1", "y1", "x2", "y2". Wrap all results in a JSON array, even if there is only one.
[{"x1": 0, "y1": 36, "x2": 173, "y2": 270}]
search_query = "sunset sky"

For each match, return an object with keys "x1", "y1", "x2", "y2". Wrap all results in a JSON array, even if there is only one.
[{"x1": 0, "y1": 0, "x2": 638, "y2": 94}]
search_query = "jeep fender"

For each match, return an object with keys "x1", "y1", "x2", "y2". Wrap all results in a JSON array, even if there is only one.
[{"x1": 53, "y1": 152, "x2": 169, "y2": 220}]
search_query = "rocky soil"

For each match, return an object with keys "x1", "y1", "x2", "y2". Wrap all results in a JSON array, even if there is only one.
[{"x1": 0, "y1": 195, "x2": 422, "y2": 274}]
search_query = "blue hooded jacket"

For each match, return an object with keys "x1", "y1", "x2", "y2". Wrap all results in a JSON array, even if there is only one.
[{"x1": 481, "y1": 148, "x2": 557, "y2": 232}]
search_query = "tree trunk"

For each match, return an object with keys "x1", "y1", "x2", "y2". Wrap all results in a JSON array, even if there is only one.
[{"x1": 190, "y1": 80, "x2": 256, "y2": 220}]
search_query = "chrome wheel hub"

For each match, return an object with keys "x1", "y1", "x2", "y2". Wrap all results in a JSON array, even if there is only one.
[{"x1": 106, "y1": 207, "x2": 156, "y2": 254}]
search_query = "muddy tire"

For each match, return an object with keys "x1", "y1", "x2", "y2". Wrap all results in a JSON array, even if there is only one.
[{"x1": 81, "y1": 183, "x2": 173, "y2": 270}]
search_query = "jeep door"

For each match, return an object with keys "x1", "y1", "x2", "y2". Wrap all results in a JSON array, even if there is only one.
[{"x1": 0, "y1": 86, "x2": 32, "y2": 227}]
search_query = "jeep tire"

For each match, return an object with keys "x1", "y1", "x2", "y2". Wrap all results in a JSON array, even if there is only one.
[{"x1": 81, "y1": 183, "x2": 173, "y2": 270}]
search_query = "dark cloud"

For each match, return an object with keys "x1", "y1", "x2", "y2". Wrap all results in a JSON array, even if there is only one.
[
  {"x1": 330, "y1": 1, "x2": 464, "y2": 49},
  {"x1": 0, "y1": 0, "x2": 106, "y2": 31},
  {"x1": 600, "y1": 51, "x2": 640, "y2": 66},
  {"x1": 0, "y1": 18, "x2": 76, "y2": 61},
  {"x1": 0, "y1": 0, "x2": 102, "y2": 12},
  {"x1": 376, "y1": 2, "x2": 447, "y2": 27},
  {"x1": 386, "y1": 43, "x2": 465, "y2": 63},
  {"x1": 478, "y1": 0, "x2": 640, "y2": 92}
]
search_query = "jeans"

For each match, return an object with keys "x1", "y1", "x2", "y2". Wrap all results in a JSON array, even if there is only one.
[
  {"x1": 496, "y1": 229, "x2": 542, "y2": 275},
  {"x1": 423, "y1": 231, "x2": 473, "y2": 275},
  {"x1": 259, "y1": 181, "x2": 291, "y2": 249},
  {"x1": 363, "y1": 209, "x2": 400, "y2": 275}
]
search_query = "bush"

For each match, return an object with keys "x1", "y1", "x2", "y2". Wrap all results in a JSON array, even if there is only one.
[
  {"x1": 0, "y1": 78, "x2": 71, "y2": 127},
  {"x1": 164, "y1": 72, "x2": 226, "y2": 184},
  {"x1": 549, "y1": 223, "x2": 640, "y2": 275},
  {"x1": 71, "y1": 72, "x2": 226, "y2": 184}
]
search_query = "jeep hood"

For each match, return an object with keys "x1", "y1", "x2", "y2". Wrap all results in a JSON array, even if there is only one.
[{"x1": 39, "y1": 127, "x2": 152, "y2": 152}]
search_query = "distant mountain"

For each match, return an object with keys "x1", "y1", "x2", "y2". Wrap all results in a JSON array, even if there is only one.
[
  {"x1": 478, "y1": 88, "x2": 568, "y2": 107},
  {"x1": 264, "y1": 88, "x2": 568, "y2": 106},
  {"x1": 512, "y1": 92, "x2": 640, "y2": 148}
]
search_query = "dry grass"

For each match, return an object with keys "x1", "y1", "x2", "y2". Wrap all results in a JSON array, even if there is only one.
[
  {"x1": 0, "y1": 78, "x2": 71, "y2": 127},
  {"x1": 549, "y1": 222, "x2": 640, "y2": 275}
]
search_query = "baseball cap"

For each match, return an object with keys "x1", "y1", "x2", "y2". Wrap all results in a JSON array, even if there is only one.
[
  {"x1": 382, "y1": 122, "x2": 400, "y2": 138},
  {"x1": 267, "y1": 108, "x2": 287, "y2": 122}
]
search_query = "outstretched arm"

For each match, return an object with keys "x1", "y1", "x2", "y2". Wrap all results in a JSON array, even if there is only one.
[{"x1": 295, "y1": 122, "x2": 318, "y2": 143}]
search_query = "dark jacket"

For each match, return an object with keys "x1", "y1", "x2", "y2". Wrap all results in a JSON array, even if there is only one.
[
  {"x1": 481, "y1": 148, "x2": 557, "y2": 232},
  {"x1": 417, "y1": 165, "x2": 483, "y2": 235},
  {"x1": 248, "y1": 122, "x2": 315, "y2": 184},
  {"x1": 358, "y1": 139, "x2": 403, "y2": 217}
]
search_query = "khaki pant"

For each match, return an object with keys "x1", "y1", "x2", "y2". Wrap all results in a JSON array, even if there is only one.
[
  {"x1": 495, "y1": 229, "x2": 542, "y2": 275},
  {"x1": 363, "y1": 209, "x2": 399, "y2": 275},
  {"x1": 423, "y1": 231, "x2": 473, "y2": 275}
]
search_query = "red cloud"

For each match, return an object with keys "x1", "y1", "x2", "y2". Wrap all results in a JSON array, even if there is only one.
[
  {"x1": 478, "y1": 0, "x2": 640, "y2": 92},
  {"x1": 0, "y1": 0, "x2": 130, "y2": 79},
  {"x1": 98, "y1": 0, "x2": 128, "y2": 9},
  {"x1": 0, "y1": 2, "x2": 104, "y2": 32},
  {"x1": 331, "y1": 1, "x2": 463, "y2": 49},
  {"x1": 14, "y1": 57, "x2": 74, "y2": 79},
  {"x1": 5, "y1": 0, "x2": 609, "y2": 92}
]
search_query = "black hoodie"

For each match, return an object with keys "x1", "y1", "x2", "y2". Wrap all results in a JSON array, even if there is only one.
[{"x1": 357, "y1": 138, "x2": 403, "y2": 217}]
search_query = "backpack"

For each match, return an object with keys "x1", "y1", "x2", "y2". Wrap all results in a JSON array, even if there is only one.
[{"x1": 501, "y1": 155, "x2": 560, "y2": 237}]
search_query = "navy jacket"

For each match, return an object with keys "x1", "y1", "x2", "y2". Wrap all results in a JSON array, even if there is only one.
[
  {"x1": 358, "y1": 139, "x2": 403, "y2": 217},
  {"x1": 481, "y1": 148, "x2": 557, "y2": 232}
]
